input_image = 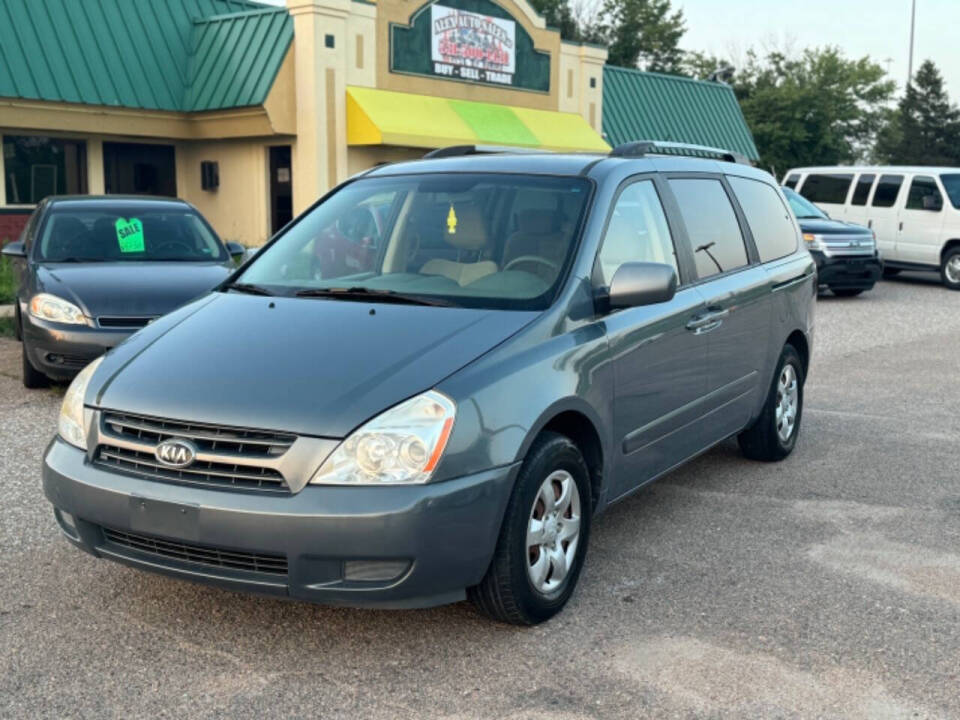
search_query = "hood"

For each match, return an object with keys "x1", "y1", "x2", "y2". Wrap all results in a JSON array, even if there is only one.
[
  {"x1": 796, "y1": 218, "x2": 872, "y2": 236},
  {"x1": 93, "y1": 292, "x2": 538, "y2": 438},
  {"x1": 36, "y1": 262, "x2": 232, "y2": 319}
]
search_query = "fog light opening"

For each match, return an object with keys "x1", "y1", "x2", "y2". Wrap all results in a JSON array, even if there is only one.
[
  {"x1": 55, "y1": 509, "x2": 79, "y2": 539},
  {"x1": 343, "y1": 559, "x2": 410, "y2": 583}
]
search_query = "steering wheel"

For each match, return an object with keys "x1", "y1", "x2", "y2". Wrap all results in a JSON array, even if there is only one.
[
  {"x1": 154, "y1": 240, "x2": 193, "y2": 256},
  {"x1": 504, "y1": 255, "x2": 559, "y2": 274}
]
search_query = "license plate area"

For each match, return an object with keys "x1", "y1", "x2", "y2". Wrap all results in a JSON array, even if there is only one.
[{"x1": 128, "y1": 495, "x2": 199, "y2": 541}]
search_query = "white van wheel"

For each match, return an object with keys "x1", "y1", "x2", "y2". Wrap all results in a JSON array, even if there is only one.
[{"x1": 942, "y1": 248, "x2": 960, "y2": 290}]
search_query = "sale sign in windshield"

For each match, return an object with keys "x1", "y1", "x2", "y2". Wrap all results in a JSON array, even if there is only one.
[{"x1": 430, "y1": 4, "x2": 516, "y2": 85}]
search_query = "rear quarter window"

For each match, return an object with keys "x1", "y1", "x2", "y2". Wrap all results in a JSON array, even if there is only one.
[
  {"x1": 799, "y1": 173, "x2": 853, "y2": 205},
  {"x1": 872, "y1": 175, "x2": 904, "y2": 208},
  {"x1": 728, "y1": 176, "x2": 798, "y2": 263}
]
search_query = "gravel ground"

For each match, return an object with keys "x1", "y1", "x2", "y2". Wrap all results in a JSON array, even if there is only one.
[{"x1": 1, "y1": 273, "x2": 958, "y2": 719}]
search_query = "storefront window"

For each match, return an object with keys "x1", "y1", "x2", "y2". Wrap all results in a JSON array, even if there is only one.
[{"x1": 2, "y1": 135, "x2": 88, "y2": 205}]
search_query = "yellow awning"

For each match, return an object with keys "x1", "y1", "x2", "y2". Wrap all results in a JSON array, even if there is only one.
[{"x1": 346, "y1": 86, "x2": 610, "y2": 153}]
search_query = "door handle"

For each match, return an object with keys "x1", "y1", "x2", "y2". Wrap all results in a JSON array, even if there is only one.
[
  {"x1": 899, "y1": 221, "x2": 904, "y2": 231},
  {"x1": 867, "y1": 219, "x2": 873, "y2": 229},
  {"x1": 686, "y1": 308, "x2": 729, "y2": 334}
]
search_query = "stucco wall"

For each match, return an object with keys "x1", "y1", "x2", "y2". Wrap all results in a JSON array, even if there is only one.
[{"x1": 176, "y1": 140, "x2": 278, "y2": 247}]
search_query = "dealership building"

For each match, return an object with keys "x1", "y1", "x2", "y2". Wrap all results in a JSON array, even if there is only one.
[{"x1": 0, "y1": 0, "x2": 757, "y2": 246}]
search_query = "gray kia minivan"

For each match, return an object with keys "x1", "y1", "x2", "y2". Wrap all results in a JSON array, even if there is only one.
[{"x1": 43, "y1": 142, "x2": 815, "y2": 625}]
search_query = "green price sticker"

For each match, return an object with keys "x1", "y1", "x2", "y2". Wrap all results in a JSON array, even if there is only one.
[{"x1": 115, "y1": 218, "x2": 145, "y2": 253}]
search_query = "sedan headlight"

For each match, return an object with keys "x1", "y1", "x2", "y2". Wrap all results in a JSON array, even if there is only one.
[
  {"x1": 802, "y1": 233, "x2": 826, "y2": 251},
  {"x1": 58, "y1": 356, "x2": 104, "y2": 450},
  {"x1": 30, "y1": 293, "x2": 88, "y2": 325},
  {"x1": 310, "y1": 391, "x2": 456, "y2": 485}
]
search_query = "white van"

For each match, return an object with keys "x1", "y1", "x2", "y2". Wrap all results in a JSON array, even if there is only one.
[{"x1": 783, "y1": 166, "x2": 960, "y2": 289}]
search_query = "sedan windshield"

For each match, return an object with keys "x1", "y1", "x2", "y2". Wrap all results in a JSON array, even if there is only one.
[
  {"x1": 36, "y1": 205, "x2": 226, "y2": 263},
  {"x1": 237, "y1": 173, "x2": 592, "y2": 310},
  {"x1": 782, "y1": 187, "x2": 828, "y2": 219},
  {"x1": 941, "y1": 174, "x2": 960, "y2": 209}
]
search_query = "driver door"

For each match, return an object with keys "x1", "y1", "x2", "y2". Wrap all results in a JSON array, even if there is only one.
[{"x1": 599, "y1": 177, "x2": 711, "y2": 499}]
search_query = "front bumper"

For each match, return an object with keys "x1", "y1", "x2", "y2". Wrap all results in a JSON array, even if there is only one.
[
  {"x1": 811, "y1": 251, "x2": 883, "y2": 290},
  {"x1": 22, "y1": 311, "x2": 132, "y2": 380},
  {"x1": 43, "y1": 438, "x2": 517, "y2": 608}
]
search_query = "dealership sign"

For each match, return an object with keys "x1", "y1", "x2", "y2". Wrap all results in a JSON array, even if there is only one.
[
  {"x1": 430, "y1": 5, "x2": 515, "y2": 85},
  {"x1": 391, "y1": 0, "x2": 550, "y2": 93}
]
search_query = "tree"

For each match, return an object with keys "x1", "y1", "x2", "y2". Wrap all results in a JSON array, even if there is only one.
[
  {"x1": 528, "y1": 0, "x2": 581, "y2": 43},
  {"x1": 719, "y1": 48, "x2": 895, "y2": 175},
  {"x1": 874, "y1": 60, "x2": 960, "y2": 165},
  {"x1": 549, "y1": 0, "x2": 686, "y2": 72},
  {"x1": 597, "y1": 0, "x2": 686, "y2": 71}
]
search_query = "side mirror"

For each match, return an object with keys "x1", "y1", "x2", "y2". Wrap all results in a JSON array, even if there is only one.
[
  {"x1": 225, "y1": 242, "x2": 245, "y2": 260},
  {"x1": 607, "y1": 262, "x2": 677, "y2": 310},
  {"x1": 1, "y1": 241, "x2": 26, "y2": 258}
]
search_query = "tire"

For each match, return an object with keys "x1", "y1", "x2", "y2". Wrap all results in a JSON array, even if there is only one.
[
  {"x1": 469, "y1": 432, "x2": 592, "y2": 625},
  {"x1": 832, "y1": 288, "x2": 863, "y2": 297},
  {"x1": 738, "y1": 344, "x2": 804, "y2": 462},
  {"x1": 22, "y1": 342, "x2": 49, "y2": 389},
  {"x1": 940, "y1": 247, "x2": 960, "y2": 290},
  {"x1": 882, "y1": 267, "x2": 901, "y2": 278}
]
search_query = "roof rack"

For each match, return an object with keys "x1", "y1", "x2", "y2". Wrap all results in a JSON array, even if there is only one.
[
  {"x1": 609, "y1": 140, "x2": 751, "y2": 166},
  {"x1": 423, "y1": 145, "x2": 547, "y2": 159}
]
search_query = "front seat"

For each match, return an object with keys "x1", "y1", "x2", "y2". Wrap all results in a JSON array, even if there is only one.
[
  {"x1": 419, "y1": 203, "x2": 498, "y2": 286},
  {"x1": 502, "y1": 209, "x2": 568, "y2": 281}
]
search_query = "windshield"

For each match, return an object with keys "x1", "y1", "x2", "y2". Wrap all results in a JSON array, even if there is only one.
[
  {"x1": 782, "y1": 187, "x2": 828, "y2": 219},
  {"x1": 237, "y1": 173, "x2": 592, "y2": 310},
  {"x1": 941, "y1": 174, "x2": 960, "y2": 209},
  {"x1": 36, "y1": 205, "x2": 226, "y2": 263}
]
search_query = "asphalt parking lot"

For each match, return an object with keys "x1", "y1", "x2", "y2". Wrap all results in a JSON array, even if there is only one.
[{"x1": 1, "y1": 273, "x2": 958, "y2": 719}]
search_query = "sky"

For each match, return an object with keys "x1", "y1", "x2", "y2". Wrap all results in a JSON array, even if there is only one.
[
  {"x1": 670, "y1": 0, "x2": 958, "y2": 100},
  {"x1": 259, "y1": 0, "x2": 960, "y2": 101}
]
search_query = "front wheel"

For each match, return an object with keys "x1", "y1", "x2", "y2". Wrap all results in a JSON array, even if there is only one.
[
  {"x1": 469, "y1": 432, "x2": 591, "y2": 625},
  {"x1": 22, "y1": 342, "x2": 49, "y2": 389},
  {"x1": 738, "y1": 344, "x2": 804, "y2": 461},
  {"x1": 941, "y1": 248, "x2": 960, "y2": 290}
]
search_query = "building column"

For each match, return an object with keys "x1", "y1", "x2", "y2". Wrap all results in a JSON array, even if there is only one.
[
  {"x1": 87, "y1": 138, "x2": 105, "y2": 194},
  {"x1": 288, "y1": 0, "x2": 350, "y2": 215}
]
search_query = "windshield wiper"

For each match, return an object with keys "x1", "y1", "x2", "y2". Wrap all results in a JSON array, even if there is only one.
[
  {"x1": 223, "y1": 282, "x2": 275, "y2": 296},
  {"x1": 46, "y1": 257, "x2": 109, "y2": 263},
  {"x1": 795, "y1": 214, "x2": 825, "y2": 219},
  {"x1": 294, "y1": 286, "x2": 453, "y2": 307}
]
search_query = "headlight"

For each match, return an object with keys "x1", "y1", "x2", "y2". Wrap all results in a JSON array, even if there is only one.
[
  {"x1": 30, "y1": 293, "x2": 87, "y2": 325},
  {"x1": 310, "y1": 390, "x2": 456, "y2": 485},
  {"x1": 802, "y1": 233, "x2": 825, "y2": 251},
  {"x1": 58, "y1": 356, "x2": 104, "y2": 450}
]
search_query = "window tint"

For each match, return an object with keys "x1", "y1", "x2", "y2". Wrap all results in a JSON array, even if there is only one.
[
  {"x1": 942, "y1": 174, "x2": 960, "y2": 209},
  {"x1": 784, "y1": 174, "x2": 800, "y2": 189},
  {"x1": 798, "y1": 174, "x2": 853, "y2": 204},
  {"x1": 669, "y1": 178, "x2": 749, "y2": 279},
  {"x1": 728, "y1": 177, "x2": 798, "y2": 263},
  {"x1": 596, "y1": 180, "x2": 677, "y2": 285},
  {"x1": 851, "y1": 174, "x2": 875, "y2": 205},
  {"x1": 871, "y1": 175, "x2": 904, "y2": 207},
  {"x1": 905, "y1": 176, "x2": 943, "y2": 211}
]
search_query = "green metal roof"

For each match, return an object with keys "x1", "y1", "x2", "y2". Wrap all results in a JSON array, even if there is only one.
[
  {"x1": 603, "y1": 66, "x2": 759, "y2": 161},
  {"x1": 0, "y1": 0, "x2": 292, "y2": 112}
]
